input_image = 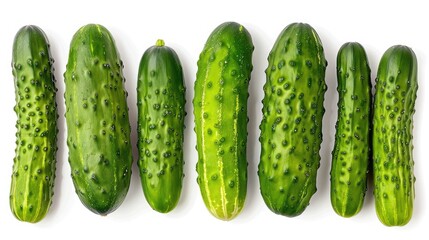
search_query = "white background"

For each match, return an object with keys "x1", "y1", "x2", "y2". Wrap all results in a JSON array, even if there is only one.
[{"x1": 0, "y1": 0, "x2": 427, "y2": 239}]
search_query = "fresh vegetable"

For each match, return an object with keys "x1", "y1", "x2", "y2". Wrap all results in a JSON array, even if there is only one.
[
  {"x1": 64, "y1": 24, "x2": 133, "y2": 215},
  {"x1": 137, "y1": 39, "x2": 186, "y2": 213},
  {"x1": 373, "y1": 45, "x2": 417, "y2": 226},
  {"x1": 193, "y1": 22, "x2": 254, "y2": 220},
  {"x1": 330, "y1": 42, "x2": 371, "y2": 218},
  {"x1": 10, "y1": 25, "x2": 58, "y2": 223},
  {"x1": 258, "y1": 22, "x2": 327, "y2": 217}
]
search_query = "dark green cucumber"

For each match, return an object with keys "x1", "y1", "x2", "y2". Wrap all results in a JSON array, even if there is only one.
[
  {"x1": 9, "y1": 25, "x2": 58, "y2": 223},
  {"x1": 330, "y1": 42, "x2": 371, "y2": 217},
  {"x1": 258, "y1": 23, "x2": 327, "y2": 217},
  {"x1": 64, "y1": 24, "x2": 133, "y2": 215},
  {"x1": 193, "y1": 22, "x2": 254, "y2": 220},
  {"x1": 137, "y1": 39, "x2": 186, "y2": 213},
  {"x1": 373, "y1": 45, "x2": 417, "y2": 226}
]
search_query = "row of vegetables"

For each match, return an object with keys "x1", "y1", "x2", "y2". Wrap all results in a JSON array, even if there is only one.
[{"x1": 9, "y1": 22, "x2": 417, "y2": 226}]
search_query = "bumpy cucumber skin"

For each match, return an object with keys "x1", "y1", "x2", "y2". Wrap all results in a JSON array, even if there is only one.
[
  {"x1": 193, "y1": 22, "x2": 254, "y2": 220},
  {"x1": 10, "y1": 25, "x2": 58, "y2": 223},
  {"x1": 64, "y1": 24, "x2": 133, "y2": 215},
  {"x1": 258, "y1": 23, "x2": 327, "y2": 217},
  {"x1": 137, "y1": 40, "x2": 186, "y2": 213},
  {"x1": 373, "y1": 45, "x2": 417, "y2": 226},
  {"x1": 330, "y1": 42, "x2": 371, "y2": 218}
]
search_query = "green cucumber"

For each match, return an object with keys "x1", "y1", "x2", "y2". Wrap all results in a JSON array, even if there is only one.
[
  {"x1": 137, "y1": 39, "x2": 186, "y2": 213},
  {"x1": 258, "y1": 23, "x2": 327, "y2": 217},
  {"x1": 9, "y1": 25, "x2": 58, "y2": 223},
  {"x1": 193, "y1": 22, "x2": 254, "y2": 220},
  {"x1": 64, "y1": 24, "x2": 133, "y2": 215},
  {"x1": 373, "y1": 45, "x2": 417, "y2": 226},
  {"x1": 330, "y1": 42, "x2": 371, "y2": 217}
]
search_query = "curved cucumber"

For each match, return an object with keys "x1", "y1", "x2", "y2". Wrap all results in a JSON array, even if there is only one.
[
  {"x1": 10, "y1": 25, "x2": 58, "y2": 223},
  {"x1": 64, "y1": 24, "x2": 133, "y2": 215},
  {"x1": 193, "y1": 22, "x2": 254, "y2": 220},
  {"x1": 137, "y1": 39, "x2": 186, "y2": 213},
  {"x1": 373, "y1": 45, "x2": 417, "y2": 226},
  {"x1": 330, "y1": 42, "x2": 371, "y2": 217},
  {"x1": 258, "y1": 23, "x2": 327, "y2": 217}
]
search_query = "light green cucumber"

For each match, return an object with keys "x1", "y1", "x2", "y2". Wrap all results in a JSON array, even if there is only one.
[{"x1": 193, "y1": 22, "x2": 254, "y2": 220}]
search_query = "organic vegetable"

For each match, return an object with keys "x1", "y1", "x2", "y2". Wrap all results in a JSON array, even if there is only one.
[
  {"x1": 194, "y1": 22, "x2": 254, "y2": 220},
  {"x1": 10, "y1": 25, "x2": 58, "y2": 223},
  {"x1": 137, "y1": 39, "x2": 186, "y2": 213},
  {"x1": 64, "y1": 24, "x2": 133, "y2": 215},
  {"x1": 373, "y1": 45, "x2": 417, "y2": 226},
  {"x1": 330, "y1": 42, "x2": 371, "y2": 218},
  {"x1": 258, "y1": 22, "x2": 327, "y2": 217}
]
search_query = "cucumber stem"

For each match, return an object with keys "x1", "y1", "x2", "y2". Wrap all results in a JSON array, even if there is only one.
[{"x1": 156, "y1": 39, "x2": 165, "y2": 47}]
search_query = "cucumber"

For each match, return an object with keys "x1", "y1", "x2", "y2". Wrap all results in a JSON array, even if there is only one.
[
  {"x1": 64, "y1": 24, "x2": 133, "y2": 215},
  {"x1": 193, "y1": 22, "x2": 254, "y2": 220},
  {"x1": 9, "y1": 25, "x2": 58, "y2": 223},
  {"x1": 258, "y1": 23, "x2": 327, "y2": 217},
  {"x1": 137, "y1": 39, "x2": 186, "y2": 213},
  {"x1": 373, "y1": 45, "x2": 417, "y2": 226},
  {"x1": 330, "y1": 42, "x2": 371, "y2": 217}
]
